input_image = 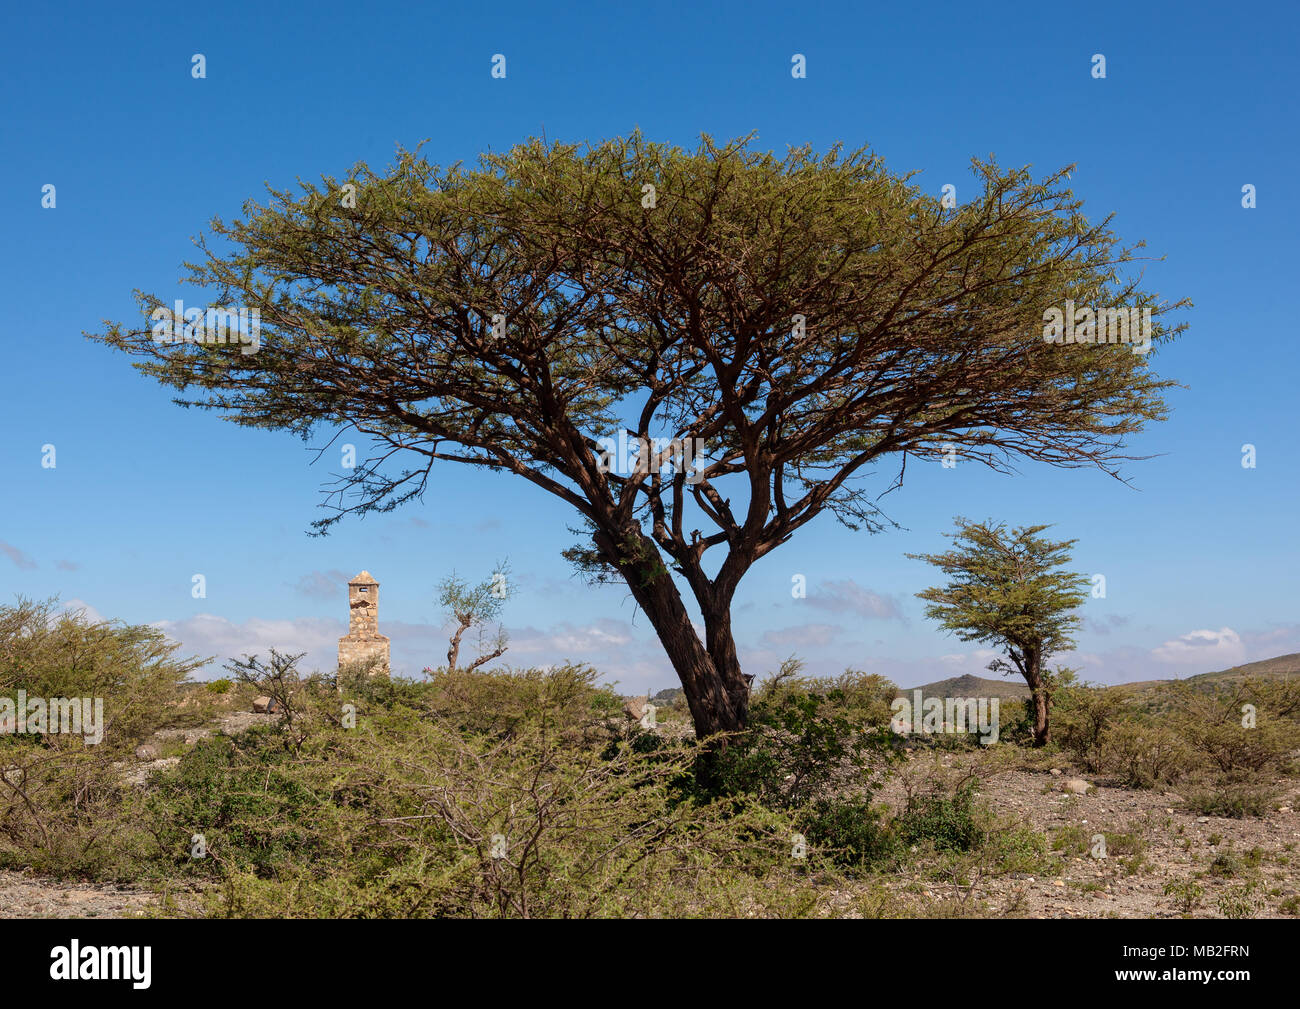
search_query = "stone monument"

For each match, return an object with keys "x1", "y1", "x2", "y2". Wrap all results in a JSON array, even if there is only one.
[{"x1": 337, "y1": 570, "x2": 390, "y2": 675}]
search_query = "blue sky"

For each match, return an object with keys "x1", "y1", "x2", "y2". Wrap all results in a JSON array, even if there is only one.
[{"x1": 2, "y1": 0, "x2": 1297, "y2": 692}]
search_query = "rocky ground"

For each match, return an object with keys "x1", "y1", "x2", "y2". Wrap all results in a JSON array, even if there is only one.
[
  {"x1": 0, "y1": 870, "x2": 157, "y2": 918},
  {"x1": 870, "y1": 754, "x2": 1300, "y2": 918}
]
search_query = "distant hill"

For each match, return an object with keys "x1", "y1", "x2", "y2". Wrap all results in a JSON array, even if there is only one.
[
  {"x1": 1117, "y1": 653, "x2": 1300, "y2": 692},
  {"x1": 907, "y1": 673, "x2": 1030, "y2": 700},
  {"x1": 1118, "y1": 653, "x2": 1300, "y2": 711}
]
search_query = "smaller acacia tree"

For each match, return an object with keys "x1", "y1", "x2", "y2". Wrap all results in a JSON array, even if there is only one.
[
  {"x1": 908, "y1": 520, "x2": 1089, "y2": 746},
  {"x1": 438, "y1": 562, "x2": 513, "y2": 673}
]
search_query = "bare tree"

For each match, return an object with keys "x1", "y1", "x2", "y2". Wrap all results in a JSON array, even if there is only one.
[{"x1": 439, "y1": 562, "x2": 513, "y2": 673}]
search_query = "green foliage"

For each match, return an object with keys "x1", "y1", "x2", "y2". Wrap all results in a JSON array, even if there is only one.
[
  {"x1": 437, "y1": 562, "x2": 513, "y2": 673},
  {"x1": 908, "y1": 521, "x2": 1090, "y2": 746},
  {"x1": 1052, "y1": 824, "x2": 1090, "y2": 855},
  {"x1": 796, "y1": 798, "x2": 898, "y2": 870},
  {"x1": 1101, "y1": 721, "x2": 1197, "y2": 788},
  {"x1": 1168, "y1": 682, "x2": 1299, "y2": 776},
  {"x1": 897, "y1": 780, "x2": 987, "y2": 853},
  {"x1": 707, "y1": 659, "x2": 898, "y2": 810},
  {"x1": 1163, "y1": 878, "x2": 1204, "y2": 913},
  {"x1": 1216, "y1": 881, "x2": 1262, "y2": 919},
  {"x1": 0, "y1": 597, "x2": 210, "y2": 750}
]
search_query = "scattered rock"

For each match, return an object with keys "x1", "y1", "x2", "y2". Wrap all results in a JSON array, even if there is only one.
[
  {"x1": 1062, "y1": 778, "x2": 1092, "y2": 795},
  {"x1": 1049, "y1": 768, "x2": 1062, "y2": 776},
  {"x1": 622, "y1": 696, "x2": 649, "y2": 721},
  {"x1": 119, "y1": 757, "x2": 179, "y2": 788}
]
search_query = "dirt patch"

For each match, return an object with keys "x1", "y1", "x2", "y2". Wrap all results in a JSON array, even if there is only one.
[
  {"x1": 875, "y1": 753, "x2": 1300, "y2": 918},
  {"x1": 0, "y1": 869, "x2": 160, "y2": 919}
]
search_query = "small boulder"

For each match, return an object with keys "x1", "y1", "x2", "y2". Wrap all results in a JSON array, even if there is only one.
[
  {"x1": 134, "y1": 744, "x2": 159, "y2": 761},
  {"x1": 622, "y1": 696, "x2": 649, "y2": 722},
  {"x1": 252, "y1": 696, "x2": 273, "y2": 714},
  {"x1": 1049, "y1": 768, "x2": 1062, "y2": 776},
  {"x1": 1062, "y1": 778, "x2": 1092, "y2": 795}
]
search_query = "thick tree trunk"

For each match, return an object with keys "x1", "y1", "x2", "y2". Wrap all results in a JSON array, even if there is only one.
[
  {"x1": 702, "y1": 604, "x2": 750, "y2": 732},
  {"x1": 595, "y1": 529, "x2": 748, "y2": 741}
]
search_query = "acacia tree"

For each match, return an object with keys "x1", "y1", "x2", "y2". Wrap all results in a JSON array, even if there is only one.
[
  {"x1": 90, "y1": 133, "x2": 1184, "y2": 742},
  {"x1": 908, "y1": 519, "x2": 1091, "y2": 746}
]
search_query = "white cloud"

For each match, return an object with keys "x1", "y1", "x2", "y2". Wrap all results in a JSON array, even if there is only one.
[
  {"x1": 509, "y1": 619, "x2": 634, "y2": 655},
  {"x1": 61, "y1": 599, "x2": 106, "y2": 624},
  {"x1": 1151, "y1": 627, "x2": 1245, "y2": 666},
  {"x1": 936, "y1": 647, "x2": 1003, "y2": 671},
  {"x1": 152, "y1": 613, "x2": 345, "y2": 677}
]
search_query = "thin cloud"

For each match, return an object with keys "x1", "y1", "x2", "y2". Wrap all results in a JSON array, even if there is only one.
[
  {"x1": 760, "y1": 623, "x2": 842, "y2": 649},
  {"x1": 0, "y1": 541, "x2": 37, "y2": 570},
  {"x1": 289, "y1": 569, "x2": 353, "y2": 600},
  {"x1": 805, "y1": 579, "x2": 904, "y2": 621}
]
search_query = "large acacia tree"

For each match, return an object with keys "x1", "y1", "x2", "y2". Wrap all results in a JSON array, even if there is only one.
[{"x1": 91, "y1": 133, "x2": 1184, "y2": 741}]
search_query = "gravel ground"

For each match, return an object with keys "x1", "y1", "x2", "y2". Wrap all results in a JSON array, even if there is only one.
[
  {"x1": 0, "y1": 870, "x2": 158, "y2": 918},
  {"x1": 872, "y1": 756, "x2": 1300, "y2": 918}
]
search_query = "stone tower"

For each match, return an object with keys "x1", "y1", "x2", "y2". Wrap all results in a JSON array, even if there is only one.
[{"x1": 337, "y1": 571, "x2": 390, "y2": 675}]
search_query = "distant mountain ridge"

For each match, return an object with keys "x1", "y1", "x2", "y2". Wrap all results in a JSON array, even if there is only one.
[{"x1": 911, "y1": 653, "x2": 1300, "y2": 699}]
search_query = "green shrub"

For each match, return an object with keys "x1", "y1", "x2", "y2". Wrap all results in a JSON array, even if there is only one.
[
  {"x1": 1052, "y1": 824, "x2": 1089, "y2": 855},
  {"x1": 0, "y1": 596, "x2": 210, "y2": 751},
  {"x1": 1181, "y1": 783, "x2": 1279, "y2": 819},
  {"x1": 897, "y1": 780, "x2": 986, "y2": 852},
  {"x1": 797, "y1": 798, "x2": 898, "y2": 869},
  {"x1": 989, "y1": 825, "x2": 1055, "y2": 874},
  {"x1": 1170, "y1": 684, "x2": 1299, "y2": 776},
  {"x1": 707, "y1": 660, "x2": 898, "y2": 810},
  {"x1": 1052, "y1": 676, "x2": 1133, "y2": 773},
  {"x1": 1102, "y1": 720, "x2": 1197, "y2": 788}
]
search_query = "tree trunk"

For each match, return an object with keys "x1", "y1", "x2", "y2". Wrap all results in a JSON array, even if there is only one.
[
  {"x1": 595, "y1": 529, "x2": 747, "y2": 741},
  {"x1": 1024, "y1": 652, "x2": 1050, "y2": 747}
]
